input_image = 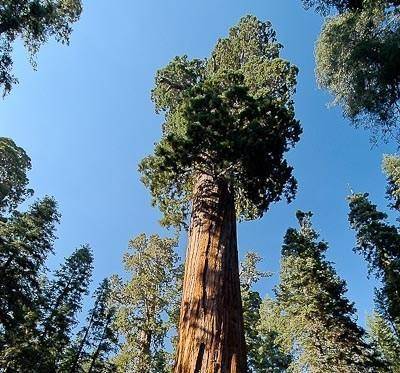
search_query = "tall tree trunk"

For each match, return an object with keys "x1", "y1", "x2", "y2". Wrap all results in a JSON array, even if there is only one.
[{"x1": 175, "y1": 174, "x2": 247, "y2": 373}]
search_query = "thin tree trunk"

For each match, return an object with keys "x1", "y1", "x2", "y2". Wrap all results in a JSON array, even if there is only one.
[
  {"x1": 69, "y1": 310, "x2": 96, "y2": 373},
  {"x1": 87, "y1": 318, "x2": 111, "y2": 373},
  {"x1": 175, "y1": 174, "x2": 247, "y2": 373}
]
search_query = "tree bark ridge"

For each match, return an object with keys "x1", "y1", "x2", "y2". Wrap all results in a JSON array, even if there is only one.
[{"x1": 175, "y1": 173, "x2": 247, "y2": 373}]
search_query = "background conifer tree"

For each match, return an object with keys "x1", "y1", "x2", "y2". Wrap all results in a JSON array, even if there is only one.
[
  {"x1": 275, "y1": 211, "x2": 382, "y2": 372},
  {"x1": 37, "y1": 246, "x2": 93, "y2": 371},
  {"x1": 0, "y1": 137, "x2": 60, "y2": 371},
  {"x1": 240, "y1": 252, "x2": 291, "y2": 372},
  {"x1": 110, "y1": 233, "x2": 181, "y2": 373},
  {"x1": 65, "y1": 278, "x2": 117, "y2": 373},
  {"x1": 368, "y1": 313, "x2": 400, "y2": 372},
  {"x1": 348, "y1": 193, "x2": 400, "y2": 355},
  {"x1": 382, "y1": 154, "x2": 400, "y2": 210}
]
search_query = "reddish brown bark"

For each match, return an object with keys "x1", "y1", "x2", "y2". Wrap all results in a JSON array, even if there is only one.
[{"x1": 175, "y1": 174, "x2": 247, "y2": 373}]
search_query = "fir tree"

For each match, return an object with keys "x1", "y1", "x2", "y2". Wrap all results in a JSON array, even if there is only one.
[
  {"x1": 368, "y1": 313, "x2": 400, "y2": 372},
  {"x1": 257, "y1": 297, "x2": 293, "y2": 373},
  {"x1": 382, "y1": 154, "x2": 400, "y2": 211},
  {"x1": 0, "y1": 137, "x2": 33, "y2": 215},
  {"x1": 110, "y1": 233, "x2": 181, "y2": 373},
  {"x1": 139, "y1": 15, "x2": 301, "y2": 371},
  {"x1": 0, "y1": 197, "x2": 59, "y2": 334},
  {"x1": 240, "y1": 252, "x2": 291, "y2": 372},
  {"x1": 37, "y1": 245, "x2": 94, "y2": 371},
  {"x1": 275, "y1": 211, "x2": 382, "y2": 372},
  {"x1": 0, "y1": 137, "x2": 60, "y2": 371},
  {"x1": 348, "y1": 193, "x2": 400, "y2": 340},
  {"x1": 65, "y1": 278, "x2": 117, "y2": 373}
]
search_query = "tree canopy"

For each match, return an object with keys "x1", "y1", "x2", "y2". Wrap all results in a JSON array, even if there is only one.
[
  {"x1": 311, "y1": 0, "x2": 400, "y2": 141},
  {"x1": 0, "y1": 0, "x2": 82, "y2": 95},
  {"x1": 110, "y1": 233, "x2": 181, "y2": 373},
  {"x1": 139, "y1": 15, "x2": 301, "y2": 228},
  {"x1": 348, "y1": 193, "x2": 400, "y2": 340},
  {"x1": 0, "y1": 137, "x2": 32, "y2": 214}
]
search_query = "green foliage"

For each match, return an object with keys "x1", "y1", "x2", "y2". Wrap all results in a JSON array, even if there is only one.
[
  {"x1": 302, "y1": 0, "x2": 400, "y2": 14},
  {"x1": 0, "y1": 137, "x2": 33, "y2": 215},
  {"x1": 110, "y1": 233, "x2": 181, "y2": 373},
  {"x1": 382, "y1": 154, "x2": 400, "y2": 210},
  {"x1": 368, "y1": 313, "x2": 400, "y2": 372},
  {"x1": 348, "y1": 193, "x2": 400, "y2": 340},
  {"x1": 37, "y1": 245, "x2": 94, "y2": 370},
  {"x1": 0, "y1": 196, "x2": 59, "y2": 332},
  {"x1": 257, "y1": 297, "x2": 293, "y2": 373},
  {"x1": 314, "y1": 0, "x2": 400, "y2": 141},
  {"x1": 275, "y1": 211, "x2": 382, "y2": 372},
  {"x1": 0, "y1": 139, "x2": 116, "y2": 372},
  {"x1": 0, "y1": 0, "x2": 82, "y2": 95},
  {"x1": 140, "y1": 15, "x2": 301, "y2": 228},
  {"x1": 301, "y1": 0, "x2": 367, "y2": 14},
  {"x1": 240, "y1": 252, "x2": 290, "y2": 372},
  {"x1": 65, "y1": 278, "x2": 117, "y2": 373}
]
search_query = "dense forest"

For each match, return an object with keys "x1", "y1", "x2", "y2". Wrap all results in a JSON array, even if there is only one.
[{"x1": 0, "y1": 0, "x2": 399, "y2": 372}]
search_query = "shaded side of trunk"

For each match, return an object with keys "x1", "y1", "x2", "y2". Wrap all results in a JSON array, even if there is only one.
[{"x1": 175, "y1": 174, "x2": 247, "y2": 373}]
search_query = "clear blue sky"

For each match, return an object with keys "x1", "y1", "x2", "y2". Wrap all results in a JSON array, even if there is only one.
[{"x1": 0, "y1": 0, "x2": 397, "y2": 326}]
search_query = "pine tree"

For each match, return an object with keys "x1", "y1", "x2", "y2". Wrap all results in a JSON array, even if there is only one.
[
  {"x1": 110, "y1": 233, "x2": 181, "y2": 373},
  {"x1": 0, "y1": 138, "x2": 61, "y2": 371},
  {"x1": 0, "y1": 0, "x2": 82, "y2": 94},
  {"x1": 37, "y1": 245, "x2": 94, "y2": 371},
  {"x1": 65, "y1": 278, "x2": 117, "y2": 373},
  {"x1": 0, "y1": 137, "x2": 33, "y2": 215},
  {"x1": 257, "y1": 297, "x2": 293, "y2": 372},
  {"x1": 139, "y1": 15, "x2": 301, "y2": 371},
  {"x1": 382, "y1": 154, "x2": 400, "y2": 211},
  {"x1": 0, "y1": 197, "x2": 59, "y2": 333},
  {"x1": 348, "y1": 193, "x2": 400, "y2": 340},
  {"x1": 368, "y1": 313, "x2": 400, "y2": 372},
  {"x1": 0, "y1": 138, "x2": 99, "y2": 372},
  {"x1": 240, "y1": 252, "x2": 291, "y2": 372},
  {"x1": 275, "y1": 211, "x2": 382, "y2": 372}
]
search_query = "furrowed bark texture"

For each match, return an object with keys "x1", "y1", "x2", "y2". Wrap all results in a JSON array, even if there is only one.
[{"x1": 175, "y1": 174, "x2": 247, "y2": 373}]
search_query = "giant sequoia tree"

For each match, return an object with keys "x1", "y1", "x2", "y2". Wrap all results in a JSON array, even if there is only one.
[
  {"x1": 140, "y1": 16, "x2": 301, "y2": 372},
  {"x1": 302, "y1": 0, "x2": 400, "y2": 142},
  {"x1": 0, "y1": 0, "x2": 82, "y2": 95}
]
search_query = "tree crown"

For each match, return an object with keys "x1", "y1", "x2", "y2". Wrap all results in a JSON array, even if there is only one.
[
  {"x1": 315, "y1": 0, "x2": 400, "y2": 142},
  {"x1": 0, "y1": 0, "x2": 82, "y2": 94},
  {"x1": 0, "y1": 137, "x2": 33, "y2": 215},
  {"x1": 140, "y1": 16, "x2": 301, "y2": 227}
]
